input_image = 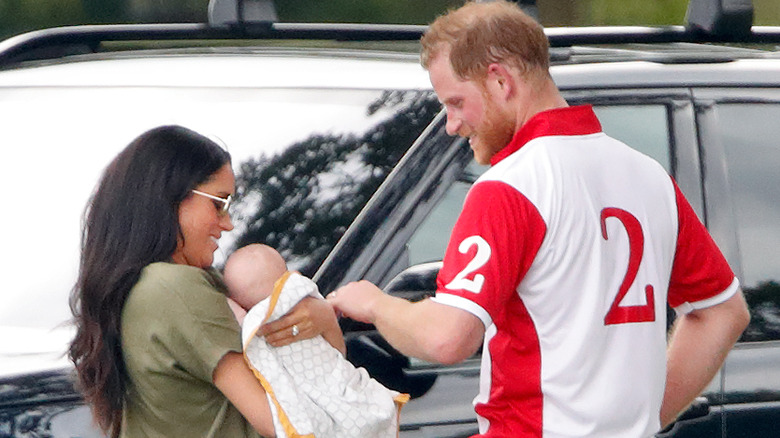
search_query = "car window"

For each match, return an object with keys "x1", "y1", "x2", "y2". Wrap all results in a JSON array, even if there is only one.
[
  {"x1": 406, "y1": 160, "x2": 488, "y2": 265},
  {"x1": 405, "y1": 103, "x2": 673, "y2": 267},
  {"x1": 0, "y1": 85, "x2": 438, "y2": 333},
  {"x1": 717, "y1": 103, "x2": 780, "y2": 342},
  {"x1": 593, "y1": 104, "x2": 672, "y2": 174}
]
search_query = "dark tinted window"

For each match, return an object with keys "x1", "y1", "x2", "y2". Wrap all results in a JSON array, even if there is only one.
[
  {"x1": 231, "y1": 90, "x2": 440, "y2": 277},
  {"x1": 593, "y1": 104, "x2": 672, "y2": 173},
  {"x1": 405, "y1": 104, "x2": 672, "y2": 268},
  {"x1": 718, "y1": 103, "x2": 780, "y2": 342}
]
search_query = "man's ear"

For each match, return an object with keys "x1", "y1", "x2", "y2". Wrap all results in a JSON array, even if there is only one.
[{"x1": 486, "y1": 63, "x2": 515, "y2": 100}]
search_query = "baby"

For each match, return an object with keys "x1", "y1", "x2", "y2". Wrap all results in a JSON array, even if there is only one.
[
  {"x1": 223, "y1": 244, "x2": 407, "y2": 438},
  {"x1": 223, "y1": 243, "x2": 288, "y2": 326}
]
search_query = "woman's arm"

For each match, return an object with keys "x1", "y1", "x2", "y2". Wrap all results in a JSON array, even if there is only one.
[
  {"x1": 212, "y1": 352, "x2": 276, "y2": 437},
  {"x1": 259, "y1": 297, "x2": 346, "y2": 355}
]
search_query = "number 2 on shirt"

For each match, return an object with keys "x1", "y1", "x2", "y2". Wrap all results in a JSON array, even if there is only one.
[
  {"x1": 601, "y1": 208, "x2": 656, "y2": 325},
  {"x1": 445, "y1": 235, "x2": 491, "y2": 293}
]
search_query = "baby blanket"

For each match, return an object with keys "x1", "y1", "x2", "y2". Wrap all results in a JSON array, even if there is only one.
[{"x1": 242, "y1": 271, "x2": 408, "y2": 438}]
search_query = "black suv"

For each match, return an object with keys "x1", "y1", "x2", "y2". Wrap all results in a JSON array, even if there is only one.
[{"x1": 1, "y1": 0, "x2": 778, "y2": 437}]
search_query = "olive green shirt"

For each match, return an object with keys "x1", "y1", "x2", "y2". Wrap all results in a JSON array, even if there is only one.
[{"x1": 120, "y1": 262, "x2": 261, "y2": 438}]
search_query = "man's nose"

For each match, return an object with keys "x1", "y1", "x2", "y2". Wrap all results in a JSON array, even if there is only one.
[{"x1": 445, "y1": 112, "x2": 462, "y2": 136}]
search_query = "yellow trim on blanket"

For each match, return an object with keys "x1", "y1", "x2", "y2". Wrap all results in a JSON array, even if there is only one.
[
  {"x1": 262, "y1": 270, "x2": 293, "y2": 324},
  {"x1": 242, "y1": 354, "x2": 314, "y2": 438},
  {"x1": 394, "y1": 393, "x2": 410, "y2": 406},
  {"x1": 393, "y1": 393, "x2": 410, "y2": 438},
  {"x1": 243, "y1": 270, "x2": 313, "y2": 437},
  {"x1": 242, "y1": 270, "x2": 294, "y2": 351}
]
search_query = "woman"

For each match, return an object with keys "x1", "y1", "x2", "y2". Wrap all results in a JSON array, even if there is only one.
[{"x1": 69, "y1": 125, "x2": 345, "y2": 438}]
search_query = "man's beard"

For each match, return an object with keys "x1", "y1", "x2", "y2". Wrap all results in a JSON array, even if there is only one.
[{"x1": 475, "y1": 96, "x2": 515, "y2": 163}]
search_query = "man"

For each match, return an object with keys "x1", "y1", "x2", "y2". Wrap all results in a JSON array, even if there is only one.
[{"x1": 326, "y1": 1, "x2": 750, "y2": 437}]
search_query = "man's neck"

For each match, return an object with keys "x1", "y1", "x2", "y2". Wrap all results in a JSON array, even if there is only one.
[{"x1": 513, "y1": 76, "x2": 568, "y2": 133}]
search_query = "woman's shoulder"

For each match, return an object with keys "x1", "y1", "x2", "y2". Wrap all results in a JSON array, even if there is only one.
[
  {"x1": 130, "y1": 263, "x2": 228, "y2": 307},
  {"x1": 142, "y1": 261, "x2": 204, "y2": 277},
  {"x1": 140, "y1": 262, "x2": 225, "y2": 288}
]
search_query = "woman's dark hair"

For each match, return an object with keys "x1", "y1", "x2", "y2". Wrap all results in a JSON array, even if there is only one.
[{"x1": 68, "y1": 125, "x2": 231, "y2": 436}]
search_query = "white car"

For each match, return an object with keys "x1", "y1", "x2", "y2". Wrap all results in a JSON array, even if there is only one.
[{"x1": 1, "y1": 0, "x2": 779, "y2": 436}]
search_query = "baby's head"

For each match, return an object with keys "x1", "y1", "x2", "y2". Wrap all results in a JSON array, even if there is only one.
[{"x1": 223, "y1": 244, "x2": 287, "y2": 310}]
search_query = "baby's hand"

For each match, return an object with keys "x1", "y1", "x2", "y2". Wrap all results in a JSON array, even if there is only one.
[{"x1": 226, "y1": 298, "x2": 248, "y2": 326}]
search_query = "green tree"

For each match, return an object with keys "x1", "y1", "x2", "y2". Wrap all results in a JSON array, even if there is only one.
[
  {"x1": 275, "y1": 0, "x2": 461, "y2": 24},
  {"x1": 754, "y1": 0, "x2": 780, "y2": 25},
  {"x1": 231, "y1": 91, "x2": 440, "y2": 277},
  {"x1": 0, "y1": 0, "x2": 85, "y2": 38},
  {"x1": 586, "y1": 0, "x2": 688, "y2": 25},
  {"x1": 83, "y1": 0, "x2": 126, "y2": 22}
]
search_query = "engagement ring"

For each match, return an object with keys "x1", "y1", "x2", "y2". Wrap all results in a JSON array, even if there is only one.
[{"x1": 291, "y1": 325, "x2": 299, "y2": 337}]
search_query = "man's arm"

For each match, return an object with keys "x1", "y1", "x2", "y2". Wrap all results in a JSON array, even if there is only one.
[
  {"x1": 328, "y1": 280, "x2": 485, "y2": 364},
  {"x1": 660, "y1": 289, "x2": 750, "y2": 427}
]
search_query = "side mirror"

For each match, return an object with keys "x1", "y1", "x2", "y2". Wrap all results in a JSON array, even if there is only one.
[
  {"x1": 339, "y1": 262, "x2": 440, "y2": 332},
  {"x1": 384, "y1": 261, "x2": 442, "y2": 302},
  {"x1": 340, "y1": 263, "x2": 442, "y2": 398},
  {"x1": 344, "y1": 334, "x2": 437, "y2": 399}
]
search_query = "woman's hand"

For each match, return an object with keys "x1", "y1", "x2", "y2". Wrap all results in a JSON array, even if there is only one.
[{"x1": 258, "y1": 297, "x2": 346, "y2": 355}]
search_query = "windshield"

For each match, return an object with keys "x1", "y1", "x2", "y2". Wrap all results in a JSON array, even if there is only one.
[{"x1": 1, "y1": 85, "x2": 438, "y2": 335}]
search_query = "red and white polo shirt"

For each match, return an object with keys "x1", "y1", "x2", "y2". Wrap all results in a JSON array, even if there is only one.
[{"x1": 432, "y1": 105, "x2": 738, "y2": 438}]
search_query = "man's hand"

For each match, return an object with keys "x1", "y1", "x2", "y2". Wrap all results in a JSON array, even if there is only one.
[
  {"x1": 328, "y1": 280, "x2": 484, "y2": 364},
  {"x1": 326, "y1": 280, "x2": 386, "y2": 324}
]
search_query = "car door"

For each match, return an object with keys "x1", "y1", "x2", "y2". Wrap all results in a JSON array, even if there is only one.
[
  {"x1": 693, "y1": 87, "x2": 780, "y2": 438},
  {"x1": 323, "y1": 89, "x2": 710, "y2": 437},
  {"x1": 0, "y1": 55, "x2": 443, "y2": 437}
]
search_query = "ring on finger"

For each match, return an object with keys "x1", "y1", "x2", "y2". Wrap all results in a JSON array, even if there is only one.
[{"x1": 291, "y1": 324, "x2": 300, "y2": 337}]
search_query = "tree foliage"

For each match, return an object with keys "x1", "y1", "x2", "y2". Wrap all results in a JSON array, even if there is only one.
[{"x1": 230, "y1": 91, "x2": 440, "y2": 277}]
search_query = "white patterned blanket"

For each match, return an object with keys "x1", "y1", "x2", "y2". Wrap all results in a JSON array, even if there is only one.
[{"x1": 242, "y1": 271, "x2": 407, "y2": 438}]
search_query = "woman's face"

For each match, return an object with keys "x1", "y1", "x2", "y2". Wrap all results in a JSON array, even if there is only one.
[{"x1": 172, "y1": 163, "x2": 235, "y2": 268}]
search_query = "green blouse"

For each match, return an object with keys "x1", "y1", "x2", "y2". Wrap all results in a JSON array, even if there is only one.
[{"x1": 120, "y1": 262, "x2": 261, "y2": 438}]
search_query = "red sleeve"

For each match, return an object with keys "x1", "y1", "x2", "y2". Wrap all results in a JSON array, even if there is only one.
[
  {"x1": 668, "y1": 180, "x2": 737, "y2": 308},
  {"x1": 435, "y1": 180, "x2": 546, "y2": 316}
]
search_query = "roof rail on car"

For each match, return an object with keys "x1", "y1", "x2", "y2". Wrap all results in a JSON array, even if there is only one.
[
  {"x1": 1, "y1": 0, "x2": 779, "y2": 70},
  {"x1": 0, "y1": 22, "x2": 429, "y2": 68},
  {"x1": 544, "y1": 25, "x2": 780, "y2": 45}
]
